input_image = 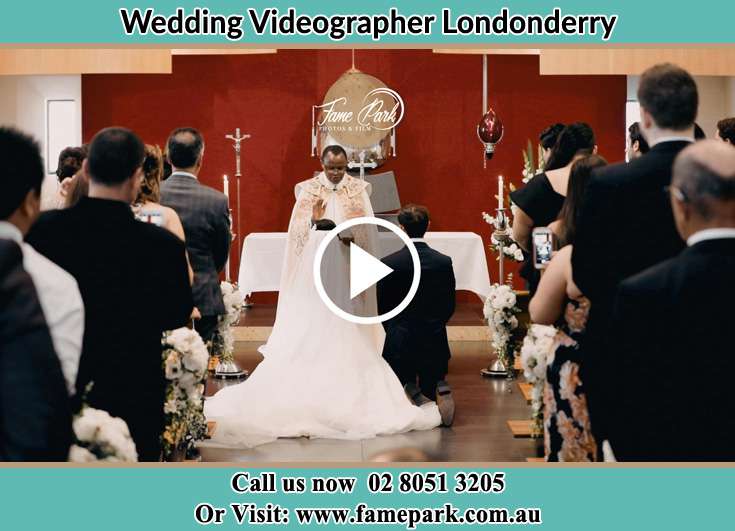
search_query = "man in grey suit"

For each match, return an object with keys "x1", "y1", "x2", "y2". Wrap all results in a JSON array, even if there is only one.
[{"x1": 161, "y1": 127, "x2": 231, "y2": 342}]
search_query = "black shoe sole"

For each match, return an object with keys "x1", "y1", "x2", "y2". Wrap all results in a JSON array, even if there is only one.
[{"x1": 436, "y1": 383, "x2": 455, "y2": 427}]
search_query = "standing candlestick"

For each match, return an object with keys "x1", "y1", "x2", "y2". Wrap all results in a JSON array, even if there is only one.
[
  {"x1": 498, "y1": 175, "x2": 504, "y2": 209},
  {"x1": 481, "y1": 186, "x2": 512, "y2": 379},
  {"x1": 223, "y1": 174, "x2": 232, "y2": 283}
]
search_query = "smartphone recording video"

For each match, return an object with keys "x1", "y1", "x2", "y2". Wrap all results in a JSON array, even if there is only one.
[{"x1": 532, "y1": 228, "x2": 554, "y2": 269}]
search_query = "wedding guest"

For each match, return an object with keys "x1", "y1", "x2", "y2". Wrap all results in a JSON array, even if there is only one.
[
  {"x1": 0, "y1": 127, "x2": 84, "y2": 396},
  {"x1": 133, "y1": 144, "x2": 195, "y2": 293},
  {"x1": 378, "y1": 204, "x2": 456, "y2": 426},
  {"x1": 162, "y1": 145, "x2": 173, "y2": 180},
  {"x1": 46, "y1": 145, "x2": 87, "y2": 210},
  {"x1": 133, "y1": 145, "x2": 186, "y2": 237},
  {"x1": 529, "y1": 154, "x2": 607, "y2": 462},
  {"x1": 627, "y1": 122, "x2": 649, "y2": 161},
  {"x1": 548, "y1": 155, "x2": 609, "y2": 247},
  {"x1": 161, "y1": 127, "x2": 231, "y2": 343},
  {"x1": 57, "y1": 146, "x2": 86, "y2": 179},
  {"x1": 539, "y1": 123, "x2": 565, "y2": 167},
  {"x1": 609, "y1": 140, "x2": 735, "y2": 461},
  {"x1": 694, "y1": 123, "x2": 706, "y2": 140},
  {"x1": 63, "y1": 172, "x2": 89, "y2": 209},
  {"x1": 511, "y1": 122, "x2": 596, "y2": 294},
  {"x1": 0, "y1": 239, "x2": 73, "y2": 461},
  {"x1": 572, "y1": 63, "x2": 697, "y2": 444},
  {"x1": 27, "y1": 127, "x2": 193, "y2": 461},
  {"x1": 716, "y1": 117, "x2": 735, "y2": 144}
]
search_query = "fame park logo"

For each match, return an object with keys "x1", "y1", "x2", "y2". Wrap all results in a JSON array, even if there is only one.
[{"x1": 315, "y1": 87, "x2": 405, "y2": 134}]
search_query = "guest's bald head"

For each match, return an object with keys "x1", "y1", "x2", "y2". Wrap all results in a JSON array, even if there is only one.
[{"x1": 671, "y1": 140, "x2": 735, "y2": 237}]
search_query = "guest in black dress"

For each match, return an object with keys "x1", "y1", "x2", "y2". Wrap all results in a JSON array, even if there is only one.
[
  {"x1": 511, "y1": 123, "x2": 596, "y2": 294},
  {"x1": 539, "y1": 123, "x2": 565, "y2": 167}
]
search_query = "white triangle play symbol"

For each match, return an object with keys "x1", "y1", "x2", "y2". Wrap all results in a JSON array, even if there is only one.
[{"x1": 349, "y1": 242, "x2": 393, "y2": 299}]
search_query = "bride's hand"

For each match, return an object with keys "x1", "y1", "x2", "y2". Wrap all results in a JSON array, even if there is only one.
[{"x1": 312, "y1": 199, "x2": 326, "y2": 221}]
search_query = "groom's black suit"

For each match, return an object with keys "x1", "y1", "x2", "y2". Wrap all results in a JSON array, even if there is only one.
[
  {"x1": 608, "y1": 238, "x2": 735, "y2": 461},
  {"x1": 378, "y1": 241, "x2": 455, "y2": 400},
  {"x1": 572, "y1": 140, "x2": 689, "y2": 440}
]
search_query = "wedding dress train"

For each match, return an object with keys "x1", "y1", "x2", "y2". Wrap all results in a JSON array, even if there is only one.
[{"x1": 204, "y1": 229, "x2": 441, "y2": 448}]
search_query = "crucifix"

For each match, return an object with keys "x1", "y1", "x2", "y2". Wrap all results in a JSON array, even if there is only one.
[
  {"x1": 347, "y1": 150, "x2": 377, "y2": 180},
  {"x1": 225, "y1": 127, "x2": 251, "y2": 282}
]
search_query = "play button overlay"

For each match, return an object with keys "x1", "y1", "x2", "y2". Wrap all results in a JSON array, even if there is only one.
[
  {"x1": 313, "y1": 216, "x2": 421, "y2": 325},
  {"x1": 349, "y1": 242, "x2": 393, "y2": 299}
]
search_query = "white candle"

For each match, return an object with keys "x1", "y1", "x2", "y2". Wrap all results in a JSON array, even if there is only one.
[
  {"x1": 223, "y1": 174, "x2": 229, "y2": 198},
  {"x1": 498, "y1": 175, "x2": 504, "y2": 209}
]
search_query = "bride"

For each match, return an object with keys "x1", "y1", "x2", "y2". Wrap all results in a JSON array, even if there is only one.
[{"x1": 204, "y1": 165, "x2": 440, "y2": 448}]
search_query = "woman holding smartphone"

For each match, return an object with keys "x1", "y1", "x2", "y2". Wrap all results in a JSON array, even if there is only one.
[
  {"x1": 529, "y1": 154, "x2": 606, "y2": 462},
  {"x1": 511, "y1": 123, "x2": 596, "y2": 294}
]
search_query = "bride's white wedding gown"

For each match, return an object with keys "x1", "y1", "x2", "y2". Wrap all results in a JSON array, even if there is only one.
[{"x1": 204, "y1": 230, "x2": 440, "y2": 448}]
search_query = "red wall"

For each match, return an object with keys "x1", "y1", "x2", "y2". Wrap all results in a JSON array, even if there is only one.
[{"x1": 82, "y1": 50, "x2": 626, "y2": 299}]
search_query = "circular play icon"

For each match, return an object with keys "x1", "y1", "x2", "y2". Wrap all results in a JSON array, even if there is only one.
[{"x1": 313, "y1": 216, "x2": 421, "y2": 325}]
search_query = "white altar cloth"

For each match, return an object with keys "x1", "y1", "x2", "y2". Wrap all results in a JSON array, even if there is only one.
[{"x1": 238, "y1": 231, "x2": 492, "y2": 301}]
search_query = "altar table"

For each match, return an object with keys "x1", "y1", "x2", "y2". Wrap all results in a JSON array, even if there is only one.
[{"x1": 238, "y1": 231, "x2": 492, "y2": 301}]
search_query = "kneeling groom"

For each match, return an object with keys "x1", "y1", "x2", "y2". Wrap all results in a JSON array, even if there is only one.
[{"x1": 377, "y1": 205, "x2": 456, "y2": 426}]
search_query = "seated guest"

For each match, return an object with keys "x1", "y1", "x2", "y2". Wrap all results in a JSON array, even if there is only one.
[
  {"x1": 27, "y1": 127, "x2": 193, "y2": 461},
  {"x1": 609, "y1": 140, "x2": 735, "y2": 461},
  {"x1": 530, "y1": 154, "x2": 607, "y2": 462},
  {"x1": 0, "y1": 239, "x2": 72, "y2": 461},
  {"x1": 539, "y1": 123, "x2": 565, "y2": 167},
  {"x1": 0, "y1": 127, "x2": 84, "y2": 395},
  {"x1": 160, "y1": 128, "x2": 231, "y2": 343},
  {"x1": 716, "y1": 117, "x2": 735, "y2": 144},
  {"x1": 377, "y1": 205, "x2": 456, "y2": 426},
  {"x1": 627, "y1": 122, "x2": 650, "y2": 161},
  {"x1": 572, "y1": 63, "x2": 696, "y2": 445},
  {"x1": 511, "y1": 122, "x2": 596, "y2": 294}
]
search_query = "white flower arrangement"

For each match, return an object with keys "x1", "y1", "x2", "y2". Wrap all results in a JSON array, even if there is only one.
[
  {"x1": 492, "y1": 235, "x2": 525, "y2": 262},
  {"x1": 483, "y1": 283, "x2": 521, "y2": 370},
  {"x1": 69, "y1": 406, "x2": 138, "y2": 462},
  {"x1": 161, "y1": 327, "x2": 209, "y2": 460},
  {"x1": 211, "y1": 281, "x2": 244, "y2": 363},
  {"x1": 522, "y1": 140, "x2": 545, "y2": 184},
  {"x1": 481, "y1": 212, "x2": 524, "y2": 262},
  {"x1": 519, "y1": 324, "x2": 559, "y2": 437}
]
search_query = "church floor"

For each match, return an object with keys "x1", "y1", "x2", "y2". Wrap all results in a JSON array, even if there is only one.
[{"x1": 200, "y1": 341, "x2": 541, "y2": 462}]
